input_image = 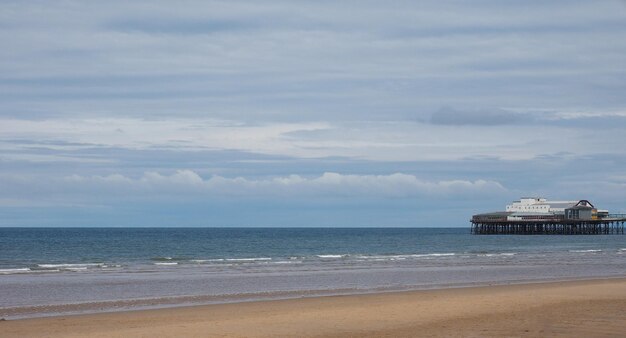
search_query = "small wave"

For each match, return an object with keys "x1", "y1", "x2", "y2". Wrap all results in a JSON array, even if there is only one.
[
  {"x1": 355, "y1": 254, "x2": 402, "y2": 260},
  {"x1": 65, "y1": 267, "x2": 89, "y2": 271},
  {"x1": 413, "y1": 253, "x2": 455, "y2": 257},
  {"x1": 569, "y1": 250, "x2": 602, "y2": 253},
  {"x1": 316, "y1": 255, "x2": 346, "y2": 259},
  {"x1": 190, "y1": 258, "x2": 273, "y2": 264},
  {"x1": 470, "y1": 250, "x2": 518, "y2": 256},
  {"x1": 37, "y1": 263, "x2": 102, "y2": 268},
  {"x1": 190, "y1": 259, "x2": 229, "y2": 263},
  {"x1": 225, "y1": 257, "x2": 272, "y2": 262},
  {"x1": 272, "y1": 260, "x2": 301, "y2": 264},
  {"x1": 381, "y1": 253, "x2": 455, "y2": 259},
  {"x1": 154, "y1": 262, "x2": 178, "y2": 266},
  {"x1": 479, "y1": 253, "x2": 516, "y2": 257},
  {"x1": 0, "y1": 268, "x2": 31, "y2": 274},
  {"x1": 354, "y1": 253, "x2": 457, "y2": 261},
  {"x1": 150, "y1": 257, "x2": 176, "y2": 261}
]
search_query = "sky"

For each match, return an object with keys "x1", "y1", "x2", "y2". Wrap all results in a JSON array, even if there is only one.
[{"x1": 1, "y1": 0, "x2": 626, "y2": 227}]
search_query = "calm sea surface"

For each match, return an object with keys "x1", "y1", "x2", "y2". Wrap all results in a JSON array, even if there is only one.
[{"x1": 1, "y1": 227, "x2": 625, "y2": 318}]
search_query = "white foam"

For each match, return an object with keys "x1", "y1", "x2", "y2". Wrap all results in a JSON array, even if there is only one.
[
  {"x1": 480, "y1": 253, "x2": 516, "y2": 257},
  {"x1": 190, "y1": 259, "x2": 227, "y2": 263},
  {"x1": 355, "y1": 253, "x2": 456, "y2": 260},
  {"x1": 225, "y1": 257, "x2": 272, "y2": 262},
  {"x1": 65, "y1": 267, "x2": 88, "y2": 271},
  {"x1": 316, "y1": 255, "x2": 345, "y2": 259},
  {"x1": 569, "y1": 249, "x2": 602, "y2": 253},
  {"x1": 416, "y1": 253, "x2": 455, "y2": 257},
  {"x1": 0, "y1": 268, "x2": 31, "y2": 274},
  {"x1": 154, "y1": 262, "x2": 178, "y2": 265},
  {"x1": 37, "y1": 263, "x2": 102, "y2": 268},
  {"x1": 401, "y1": 253, "x2": 456, "y2": 258},
  {"x1": 363, "y1": 255, "x2": 399, "y2": 260}
]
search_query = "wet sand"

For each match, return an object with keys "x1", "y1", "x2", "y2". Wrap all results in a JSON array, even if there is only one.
[{"x1": 1, "y1": 278, "x2": 625, "y2": 337}]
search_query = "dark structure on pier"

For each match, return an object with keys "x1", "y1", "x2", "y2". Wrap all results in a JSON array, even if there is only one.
[{"x1": 471, "y1": 198, "x2": 625, "y2": 235}]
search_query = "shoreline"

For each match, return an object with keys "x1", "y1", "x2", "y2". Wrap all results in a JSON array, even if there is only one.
[
  {"x1": 2, "y1": 277, "x2": 626, "y2": 337},
  {"x1": 3, "y1": 274, "x2": 626, "y2": 320}
]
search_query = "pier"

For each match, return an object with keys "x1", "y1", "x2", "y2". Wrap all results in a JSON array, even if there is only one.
[
  {"x1": 471, "y1": 218, "x2": 625, "y2": 235},
  {"x1": 471, "y1": 198, "x2": 626, "y2": 235}
]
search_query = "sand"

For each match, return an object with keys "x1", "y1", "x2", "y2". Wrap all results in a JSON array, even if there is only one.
[{"x1": 2, "y1": 278, "x2": 626, "y2": 337}]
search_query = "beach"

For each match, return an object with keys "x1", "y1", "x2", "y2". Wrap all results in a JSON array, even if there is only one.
[
  {"x1": 2, "y1": 278, "x2": 625, "y2": 337},
  {"x1": 3, "y1": 0, "x2": 626, "y2": 336}
]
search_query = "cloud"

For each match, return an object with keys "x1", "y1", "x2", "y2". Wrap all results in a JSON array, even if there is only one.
[
  {"x1": 2, "y1": 115, "x2": 626, "y2": 164},
  {"x1": 105, "y1": 18, "x2": 257, "y2": 35},
  {"x1": 542, "y1": 112, "x2": 626, "y2": 129},
  {"x1": 61, "y1": 170, "x2": 506, "y2": 198},
  {"x1": 429, "y1": 107, "x2": 626, "y2": 129},
  {"x1": 1, "y1": 1, "x2": 625, "y2": 122},
  {"x1": 430, "y1": 107, "x2": 533, "y2": 126}
]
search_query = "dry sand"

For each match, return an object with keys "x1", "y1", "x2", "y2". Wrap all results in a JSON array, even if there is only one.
[{"x1": 2, "y1": 278, "x2": 626, "y2": 337}]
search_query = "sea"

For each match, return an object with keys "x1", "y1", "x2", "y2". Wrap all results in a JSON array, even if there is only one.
[{"x1": 1, "y1": 227, "x2": 625, "y2": 319}]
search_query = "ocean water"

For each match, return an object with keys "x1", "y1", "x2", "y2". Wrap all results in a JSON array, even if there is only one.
[{"x1": 1, "y1": 227, "x2": 625, "y2": 318}]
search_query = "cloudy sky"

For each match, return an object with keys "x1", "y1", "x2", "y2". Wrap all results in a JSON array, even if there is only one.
[{"x1": 1, "y1": 0, "x2": 626, "y2": 227}]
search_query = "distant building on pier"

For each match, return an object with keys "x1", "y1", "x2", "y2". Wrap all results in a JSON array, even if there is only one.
[{"x1": 471, "y1": 197, "x2": 624, "y2": 235}]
